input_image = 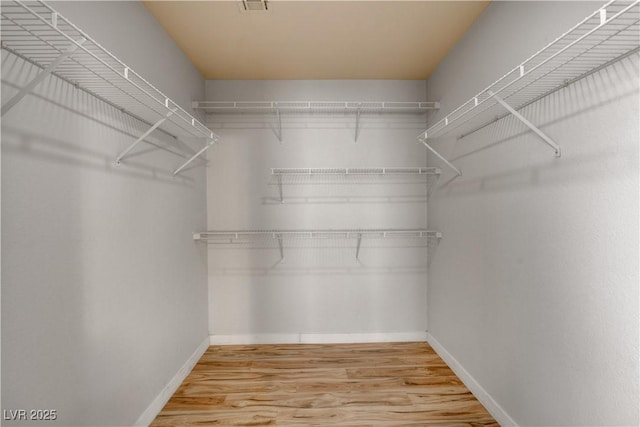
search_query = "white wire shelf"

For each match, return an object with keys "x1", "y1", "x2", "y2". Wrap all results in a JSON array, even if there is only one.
[
  {"x1": 194, "y1": 101, "x2": 439, "y2": 143},
  {"x1": 1, "y1": 0, "x2": 219, "y2": 174},
  {"x1": 193, "y1": 101, "x2": 440, "y2": 115},
  {"x1": 271, "y1": 167, "x2": 441, "y2": 176},
  {"x1": 269, "y1": 168, "x2": 440, "y2": 203},
  {"x1": 418, "y1": 0, "x2": 639, "y2": 168},
  {"x1": 194, "y1": 228, "x2": 441, "y2": 261},
  {"x1": 194, "y1": 229, "x2": 441, "y2": 241}
]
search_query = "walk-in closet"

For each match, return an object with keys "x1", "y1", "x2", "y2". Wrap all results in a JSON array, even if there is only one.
[{"x1": 1, "y1": 1, "x2": 638, "y2": 426}]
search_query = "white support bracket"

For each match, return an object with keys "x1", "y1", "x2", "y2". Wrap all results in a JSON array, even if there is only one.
[
  {"x1": 419, "y1": 137, "x2": 462, "y2": 177},
  {"x1": 1, "y1": 39, "x2": 85, "y2": 116},
  {"x1": 355, "y1": 233, "x2": 362, "y2": 261},
  {"x1": 173, "y1": 138, "x2": 217, "y2": 175},
  {"x1": 488, "y1": 90, "x2": 561, "y2": 157},
  {"x1": 354, "y1": 103, "x2": 362, "y2": 143},
  {"x1": 275, "y1": 103, "x2": 282, "y2": 143},
  {"x1": 277, "y1": 235, "x2": 284, "y2": 263},
  {"x1": 277, "y1": 174, "x2": 284, "y2": 204},
  {"x1": 115, "y1": 108, "x2": 177, "y2": 165}
]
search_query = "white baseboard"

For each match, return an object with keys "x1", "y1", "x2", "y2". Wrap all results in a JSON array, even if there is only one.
[
  {"x1": 210, "y1": 331, "x2": 428, "y2": 345},
  {"x1": 134, "y1": 337, "x2": 209, "y2": 427},
  {"x1": 425, "y1": 332, "x2": 518, "y2": 427}
]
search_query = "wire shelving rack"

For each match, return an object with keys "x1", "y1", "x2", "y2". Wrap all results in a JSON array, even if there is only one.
[
  {"x1": 193, "y1": 229, "x2": 442, "y2": 261},
  {"x1": 0, "y1": 0, "x2": 219, "y2": 175},
  {"x1": 194, "y1": 229, "x2": 441, "y2": 241},
  {"x1": 194, "y1": 101, "x2": 439, "y2": 142},
  {"x1": 269, "y1": 167, "x2": 441, "y2": 203},
  {"x1": 418, "y1": 0, "x2": 640, "y2": 176},
  {"x1": 271, "y1": 167, "x2": 440, "y2": 176},
  {"x1": 193, "y1": 101, "x2": 439, "y2": 115}
]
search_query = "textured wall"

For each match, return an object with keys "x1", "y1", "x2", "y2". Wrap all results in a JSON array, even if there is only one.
[
  {"x1": 205, "y1": 80, "x2": 431, "y2": 342},
  {"x1": 1, "y1": 2, "x2": 208, "y2": 425},
  {"x1": 426, "y1": 1, "x2": 639, "y2": 425}
]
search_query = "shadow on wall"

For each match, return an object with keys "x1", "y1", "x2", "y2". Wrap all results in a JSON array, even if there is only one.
[
  {"x1": 207, "y1": 114, "x2": 431, "y2": 134},
  {"x1": 2, "y1": 108, "x2": 92, "y2": 424},
  {"x1": 438, "y1": 138, "x2": 636, "y2": 198},
  {"x1": 2, "y1": 52, "x2": 193, "y2": 425},
  {"x1": 430, "y1": 54, "x2": 639, "y2": 197},
  {"x1": 261, "y1": 195, "x2": 429, "y2": 205},
  {"x1": 1, "y1": 51, "x2": 206, "y2": 185},
  {"x1": 262, "y1": 173, "x2": 434, "y2": 205},
  {"x1": 2, "y1": 125, "x2": 199, "y2": 188}
]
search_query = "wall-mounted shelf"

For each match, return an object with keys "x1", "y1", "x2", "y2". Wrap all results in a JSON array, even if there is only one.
[
  {"x1": 193, "y1": 101, "x2": 439, "y2": 115},
  {"x1": 194, "y1": 229, "x2": 441, "y2": 261},
  {"x1": 418, "y1": 0, "x2": 639, "y2": 176},
  {"x1": 194, "y1": 101, "x2": 439, "y2": 142},
  {"x1": 271, "y1": 167, "x2": 440, "y2": 176},
  {"x1": 0, "y1": 0, "x2": 219, "y2": 175},
  {"x1": 270, "y1": 167, "x2": 441, "y2": 203}
]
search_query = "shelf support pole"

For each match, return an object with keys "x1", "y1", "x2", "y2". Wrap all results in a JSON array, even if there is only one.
[
  {"x1": 116, "y1": 108, "x2": 177, "y2": 165},
  {"x1": 354, "y1": 104, "x2": 361, "y2": 142},
  {"x1": 277, "y1": 235, "x2": 284, "y2": 263},
  {"x1": 277, "y1": 174, "x2": 284, "y2": 204},
  {"x1": 173, "y1": 138, "x2": 217, "y2": 175},
  {"x1": 275, "y1": 103, "x2": 282, "y2": 142},
  {"x1": 419, "y1": 138, "x2": 462, "y2": 177},
  {"x1": 355, "y1": 233, "x2": 362, "y2": 261},
  {"x1": 1, "y1": 39, "x2": 85, "y2": 116},
  {"x1": 488, "y1": 90, "x2": 561, "y2": 157}
]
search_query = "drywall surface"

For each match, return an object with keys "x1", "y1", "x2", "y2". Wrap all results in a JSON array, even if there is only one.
[
  {"x1": 1, "y1": 2, "x2": 208, "y2": 426},
  {"x1": 205, "y1": 80, "x2": 431, "y2": 341},
  {"x1": 426, "y1": 1, "x2": 639, "y2": 426}
]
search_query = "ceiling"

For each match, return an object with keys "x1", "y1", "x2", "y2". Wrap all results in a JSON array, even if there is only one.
[{"x1": 143, "y1": 1, "x2": 489, "y2": 80}]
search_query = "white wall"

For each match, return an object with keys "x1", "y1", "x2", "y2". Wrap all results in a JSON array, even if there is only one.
[
  {"x1": 426, "y1": 2, "x2": 639, "y2": 426},
  {"x1": 205, "y1": 80, "x2": 431, "y2": 343},
  {"x1": 1, "y1": 2, "x2": 208, "y2": 426}
]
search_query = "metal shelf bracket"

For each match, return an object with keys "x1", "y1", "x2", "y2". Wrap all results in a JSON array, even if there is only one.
[
  {"x1": 115, "y1": 108, "x2": 177, "y2": 165},
  {"x1": 419, "y1": 137, "x2": 462, "y2": 177},
  {"x1": 355, "y1": 233, "x2": 363, "y2": 261},
  {"x1": 275, "y1": 103, "x2": 282, "y2": 142},
  {"x1": 1, "y1": 38, "x2": 85, "y2": 116},
  {"x1": 173, "y1": 138, "x2": 217, "y2": 175},
  {"x1": 354, "y1": 103, "x2": 362, "y2": 142},
  {"x1": 277, "y1": 234, "x2": 284, "y2": 263},
  {"x1": 277, "y1": 174, "x2": 284, "y2": 204},
  {"x1": 488, "y1": 91, "x2": 561, "y2": 157}
]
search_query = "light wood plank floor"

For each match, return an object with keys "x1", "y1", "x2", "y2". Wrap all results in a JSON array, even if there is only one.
[{"x1": 151, "y1": 342, "x2": 497, "y2": 426}]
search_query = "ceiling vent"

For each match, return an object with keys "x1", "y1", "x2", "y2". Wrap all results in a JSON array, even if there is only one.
[{"x1": 240, "y1": 0, "x2": 268, "y2": 12}]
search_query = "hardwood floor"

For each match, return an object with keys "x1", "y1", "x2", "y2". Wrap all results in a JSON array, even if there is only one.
[{"x1": 151, "y1": 342, "x2": 497, "y2": 426}]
